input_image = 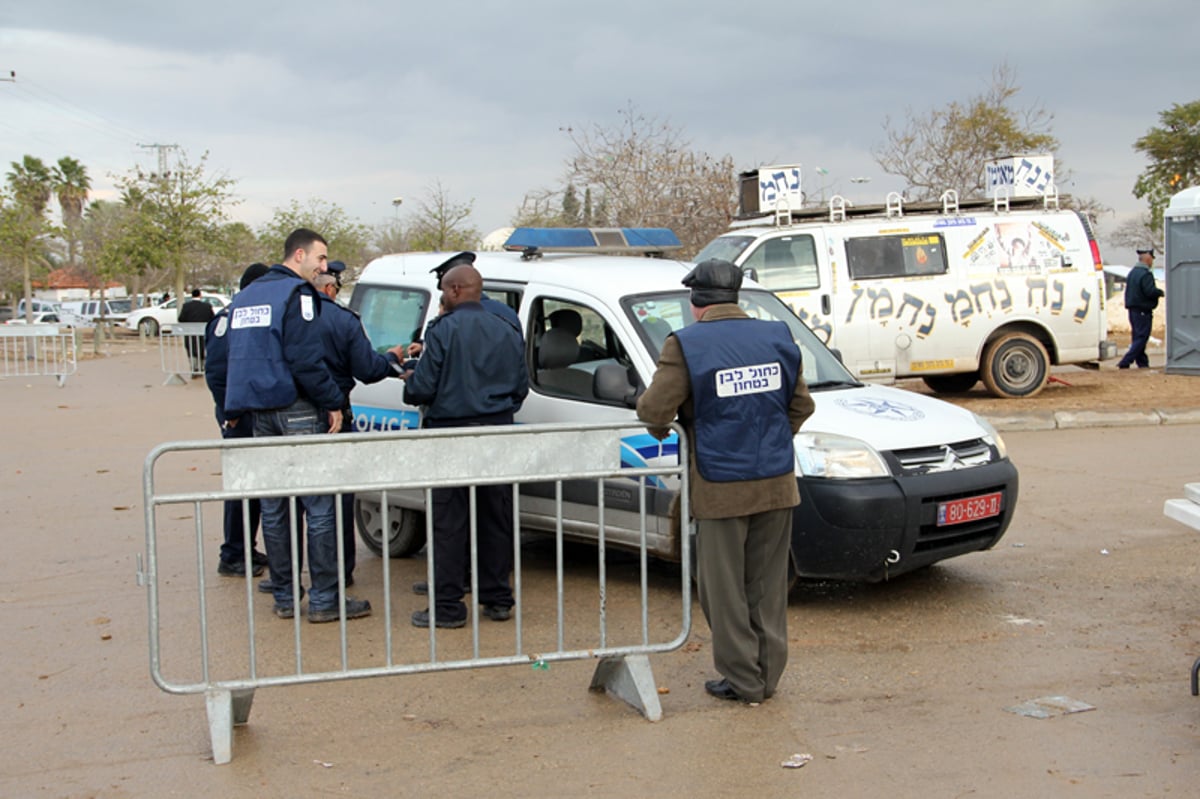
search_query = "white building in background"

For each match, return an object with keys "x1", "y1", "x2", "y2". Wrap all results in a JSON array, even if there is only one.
[{"x1": 480, "y1": 227, "x2": 515, "y2": 252}]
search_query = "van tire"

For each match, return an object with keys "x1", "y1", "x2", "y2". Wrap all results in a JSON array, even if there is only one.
[
  {"x1": 922, "y1": 373, "x2": 979, "y2": 394},
  {"x1": 138, "y1": 317, "x2": 159, "y2": 336},
  {"x1": 980, "y1": 333, "x2": 1049, "y2": 398},
  {"x1": 355, "y1": 498, "x2": 426, "y2": 558}
]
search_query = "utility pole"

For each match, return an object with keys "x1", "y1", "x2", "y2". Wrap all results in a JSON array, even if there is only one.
[{"x1": 137, "y1": 142, "x2": 179, "y2": 177}]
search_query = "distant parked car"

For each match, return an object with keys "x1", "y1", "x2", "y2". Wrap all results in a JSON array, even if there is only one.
[
  {"x1": 5, "y1": 311, "x2": 67, "y2": 326},
  {"x1": 123, "y1": 293, "x2": 230, "y2": 335},
  {"x1": 61, "y1": 298, "x2": 133, "y2": 328}
]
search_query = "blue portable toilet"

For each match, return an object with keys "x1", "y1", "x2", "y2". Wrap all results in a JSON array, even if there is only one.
[{"x1": 1165, "y1": 187, "x2": 1200, "y2": 375}]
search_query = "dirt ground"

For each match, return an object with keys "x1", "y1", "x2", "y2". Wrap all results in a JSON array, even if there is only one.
[{"x1": 4, "y1": 336, "x2": 1200, "y2": 798}]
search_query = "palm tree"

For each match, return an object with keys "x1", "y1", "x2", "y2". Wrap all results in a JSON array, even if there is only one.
[
  {"x1": 6, "y1": 155, "x2": 53, "y2": 216},
  {"x1": 53, "y1": 156, "x2": 91, "y2": 266}
]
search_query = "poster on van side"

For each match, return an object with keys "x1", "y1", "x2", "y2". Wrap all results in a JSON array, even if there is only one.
[{"x1": 961, "y1": 220, "x2": 1068, "y2": 275}]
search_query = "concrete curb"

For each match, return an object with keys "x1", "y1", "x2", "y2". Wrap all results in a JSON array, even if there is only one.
[{"x1": 986, "y1": 408, "x2": 1200, "y2": 432}]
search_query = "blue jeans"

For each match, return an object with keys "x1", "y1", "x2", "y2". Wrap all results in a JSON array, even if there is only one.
[{"x1": 254, "y1": 399, "x2": 339, "y2": 611}]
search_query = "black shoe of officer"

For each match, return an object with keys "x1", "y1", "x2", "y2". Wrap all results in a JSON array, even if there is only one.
[{"x1": 218, "y1": 558, "x2": 265, "y2": 578}]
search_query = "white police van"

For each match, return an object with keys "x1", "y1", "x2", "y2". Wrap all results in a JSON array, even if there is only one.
[
  {"x1": 696, "y1": 164, "x2": 1116, "y2": 398},
  {"x1": 347, "y1": 228, "x2": 1018, "y2": 583}
]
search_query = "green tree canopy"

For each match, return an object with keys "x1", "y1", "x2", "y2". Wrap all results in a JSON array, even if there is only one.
[
  {"x1": 257, "y1": 198, "x2": 372, "y2": 270},
  {"x1": 115, "y1": 150, "x2": 239, "y2": 303},
  {"x1": 53, "y1": 156, "x2": 91, "y2": 266},
  {"x1": 1133, "y1": 99, "x2": 1200, "y2": 230}
]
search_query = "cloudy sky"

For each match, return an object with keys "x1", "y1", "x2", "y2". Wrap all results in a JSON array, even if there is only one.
[{"x1": 1, "y1": 1, "x2": 1194, "y2": 259}]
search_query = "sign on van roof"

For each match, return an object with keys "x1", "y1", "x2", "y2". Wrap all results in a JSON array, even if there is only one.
[{"x1": 985, "y1": 154, "x2": 1055, "y2": 199}]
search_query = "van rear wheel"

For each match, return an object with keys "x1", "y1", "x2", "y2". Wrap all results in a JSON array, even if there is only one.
[
  {"x1": 922, "y1": 373, "x2": 979, "y2": 394},
  {"x1": 980, "y1": 333, "x2": 1049, "y2": 398},
  {"x1": 138, "y1": 317, "x2": 159, "y2": 336}
]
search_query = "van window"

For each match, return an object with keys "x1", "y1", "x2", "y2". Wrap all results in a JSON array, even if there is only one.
[
  {"x1": 352, "y1": 285, "x2": 431, "y2": 353},
  {"x1": 846, "y1": 233, "x2": 948, "y2": 279},
  {"x1": 741, "y1": 235, "x2": 820, "y2": 291},
  {"x1": 531, "y1": 297, "x2": 632, "y2": 403}
]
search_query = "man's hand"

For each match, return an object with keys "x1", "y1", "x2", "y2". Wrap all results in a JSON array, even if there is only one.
[
  {"x1": 405, "y1": 341, "x2": 423, "y2": 358},
  {"x1": 648, "y1": 425, "x2": 672, "y2": 441},
  {"x1": 327, "y1": 410, "x2": 341, "y2": 434}
]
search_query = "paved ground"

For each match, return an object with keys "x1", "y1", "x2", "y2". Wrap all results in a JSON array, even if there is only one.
[{"x1": 3, "y1": 340, "x2": 1199, "y2": 798}]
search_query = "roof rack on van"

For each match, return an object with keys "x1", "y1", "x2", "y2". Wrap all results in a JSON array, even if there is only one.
[
  {"x1": 503, "y1": 227, "x2": 682, "y2": 260},
  {"x1": 735, "y1": 190, "x2": 1072, "y2": 228}
]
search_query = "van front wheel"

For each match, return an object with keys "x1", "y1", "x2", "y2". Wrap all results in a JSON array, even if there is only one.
[{"x1": 981, "y1": 333, "x2": 1049, "y2": 398}]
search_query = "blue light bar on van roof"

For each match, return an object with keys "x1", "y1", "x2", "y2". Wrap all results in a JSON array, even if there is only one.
[{"x1": 503, "y1": 227, "x2": 682, "y2": 254}]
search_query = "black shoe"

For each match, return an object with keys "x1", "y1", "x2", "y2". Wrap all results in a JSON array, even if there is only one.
[
  {"x1": 411, "y1": 608, "x2": 466, "y2": 628},
  {"x1": 481, "y1": 604, "x2": 512, "y2": 622},
  {"x1": 251, "y1": 550, "x2": 269, "y2": 567},
  {"x1": 257, "y1": 578, "x2": 275, "y2": 594},
  {"x1": 218, "y1": 559, "x2": 265, "y2": 578},
  {"x1": 308, "y1": 597, "x2": 371, "y2": 624},
  {"x1": 344, "y1": 574, "x2": 355, "y2": 588},
  {"x1": 412, "y1": 581, "x2": 470, "y2": 596},
  {"x1": 704, "y1": 678, "x2": 759, "y2": 705},
  {"x1": 273, "y1": 603, "x2": 295, "y2": 619}
]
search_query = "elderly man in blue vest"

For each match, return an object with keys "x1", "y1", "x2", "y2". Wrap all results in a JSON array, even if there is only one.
[
  {"x1": 637, "y1": 259, "x2": 814, "y2": 705},
  {"x1": 213, "y1": 228, "x2": 373, "y2": 623}
]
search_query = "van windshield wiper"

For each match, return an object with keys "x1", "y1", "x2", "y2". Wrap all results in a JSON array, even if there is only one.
[{"x1": 806, "y1": 379, "x2": 863, "y2": 391}]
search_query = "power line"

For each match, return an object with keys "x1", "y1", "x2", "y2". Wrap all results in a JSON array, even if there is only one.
[{"x1": 2, "y1": 72, "x2": 148, "y2": 147}]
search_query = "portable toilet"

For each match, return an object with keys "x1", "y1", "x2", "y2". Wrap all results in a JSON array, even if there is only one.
[{"x1": 1165, "y1": 186, "x2": 1200, "y2": 375}]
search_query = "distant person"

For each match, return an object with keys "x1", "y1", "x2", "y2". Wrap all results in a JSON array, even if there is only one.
[
  {"x1": 206, "y1": 264, "x2": 270, "y2": 578},
  {"x1": 636, "y1": 258, "x2": 814, "y2": 706},
  {"x1": 310, "y1": 269, "x2": 403, "y2": 585},
  {"x1": 160, "y1": 291, "x2": 170, "y2": 305},
  {"x1": 1117, "y1": 247, "x2": 1164, "y2": 370},
  {"x1": 178, "y1": 288, "x2": 215, "y2": 374},
  {"x1": 397, "y1": 262, "x2": 528, "y2": 628},
  {"x1": 210, "y1": 229, "x2": 371, "y2": 623}
]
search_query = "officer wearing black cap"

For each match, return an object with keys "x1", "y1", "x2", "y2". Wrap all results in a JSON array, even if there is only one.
[
  {"x1": 1117, "y1": 246, "x2": 1164, "y2": 369},
  {"x1": 636, "y1": 258, "x2": 814, "y2": 705},
  {"x1": 310, "y1": 269, "x2": 403, "y2": 584},
  {"x1": 325, "y1": 260, "x2": 347, "y2": 290},
  {"x1": 430, "y1": 252, "x2": 520, "y2": 328},
  {"x1": 207, "y1": 262, "x2": 271, "y2": 578},
  {"x1": 402, "y1": 260, "x2": 528, "y2": 629}
]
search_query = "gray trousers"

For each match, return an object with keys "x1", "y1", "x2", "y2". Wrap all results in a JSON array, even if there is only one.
[{"x1": 695, "y1": 507, "x2": 793, "y2": 702}]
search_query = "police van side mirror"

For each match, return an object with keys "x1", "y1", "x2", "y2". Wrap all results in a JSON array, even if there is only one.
[
  {"x1": 829, "y1": 347, "x2": 844, "y2": 365},
  {"x1": 594, "y1": 363, "x2": 639, "y2": 407}
]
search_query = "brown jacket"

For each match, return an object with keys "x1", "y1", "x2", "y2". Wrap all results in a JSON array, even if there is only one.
[{"x1": 636, "y1": 304, "x2": 815, "y2": 520}]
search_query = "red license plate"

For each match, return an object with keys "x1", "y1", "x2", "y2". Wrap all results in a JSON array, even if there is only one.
[{"x1": 936, "y1": 492, "x2": 1003, "y2": 527}]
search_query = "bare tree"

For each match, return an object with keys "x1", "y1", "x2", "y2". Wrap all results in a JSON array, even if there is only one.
[
  {"x1": 408, "y1": 180, "x2": 479, "y2": 252},
  {"x1": 874, "y1": 65, "x2": 1059, "y2": 201},
  {"x1": 551, "y1": 103, "x2": 737, "y2": 258}
]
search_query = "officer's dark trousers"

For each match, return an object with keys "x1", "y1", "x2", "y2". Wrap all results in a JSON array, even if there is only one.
[
  {"x1": 429, "y1": 483, "x2": 515, "y2": 621},
  {"x1": 338, "y1": 409, "x2": 355, "y2": 580},
  {"x1": 696, "y1": 507, "x2": 793, "y2": 704},
  {"x1": 217, "y1": 412, "x2": 261, "y2": 567},
  {"x1": 1118, "y1": 309, "x2": 1153, "y2": 368}
]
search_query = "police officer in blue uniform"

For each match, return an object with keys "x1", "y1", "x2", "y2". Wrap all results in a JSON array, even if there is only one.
[
  {"x1": 207, "y1": 262, "x2": 270, "y2": 578},
  {"x1": 311, "y1": 266, "x2": 403, "y2": 585},
  {"x1": 212, "y1": 228, "x2": 371, "y2": 623},
  {"x1": 636, "y1": 259, "x2": 814, "y2": 705},
  {"x1": 1117, "y1": 246, "x2": 1164, "y2": 369},
  {"x1": 401, "y1": 261, "x2": 528, "y2": 628}
]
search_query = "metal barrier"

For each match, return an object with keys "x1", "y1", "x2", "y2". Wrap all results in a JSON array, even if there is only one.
[
  {"x1": 0, "y1": 324, "x2": 77, "y2": 386},
  {"x1": 159, "y1": 322, "x2": 208, "y2": 384},
  {"x1": 141, "y1": 421, "x2": 691, "y2": 764}
]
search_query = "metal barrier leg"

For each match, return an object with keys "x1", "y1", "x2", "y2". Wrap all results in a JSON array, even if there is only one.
[
  {"x1": 1191, "y1": 657, "x2": 1200, "y2": 696},
  {"x1": 163, "y1": 372, "x2": 187, "y2": 386},
  {"x1": 589, "y1": 654, "x2": 662, "y2": 722},
  {"x1": 205, "y1": 687, "x2": 255, "y2": 765}
]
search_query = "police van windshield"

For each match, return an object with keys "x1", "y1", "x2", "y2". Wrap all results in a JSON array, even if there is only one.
[
  {"x1": 622, "y1": 289, "x2": 859, "y2": 389},
  {"x1": 693, "y1": 235, "x2": 756, "y2": 264}
]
